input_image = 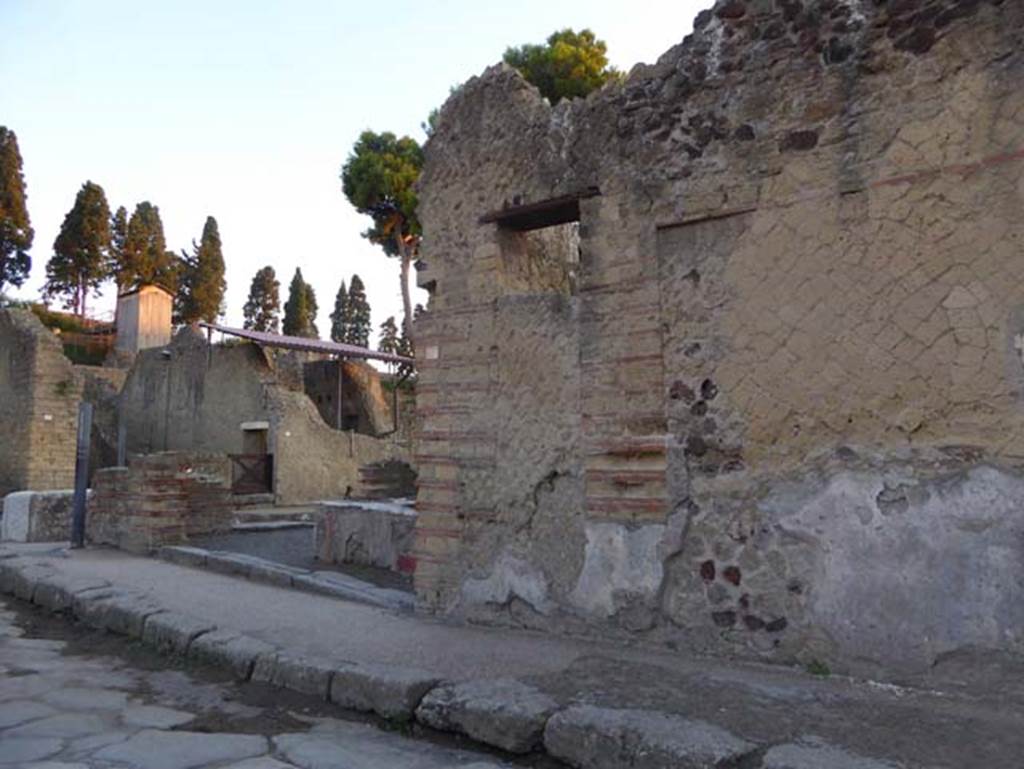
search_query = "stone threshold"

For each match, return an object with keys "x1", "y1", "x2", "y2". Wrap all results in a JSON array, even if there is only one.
[{"x1": 156, "y1": 545, "x2": 414, "y2": 612}]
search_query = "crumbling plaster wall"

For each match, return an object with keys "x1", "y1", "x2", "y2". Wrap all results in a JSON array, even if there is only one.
[
  {"x1": 269, "y1": 386, "x2": 407, "y2": 505},
  {"x1": 414, "y1": 0, "x2": 1024, "y2": 675}
]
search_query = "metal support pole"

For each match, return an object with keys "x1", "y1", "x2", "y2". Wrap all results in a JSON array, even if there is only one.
[
  {"x1": 116, "y1": 416, "x2": 127, "y2": 467},
  {"x1": 342, "y1": 358, "x2": 350, "y2": 430},
  {"x1": 70, "y1": 402, "x2": 93, "y2": 548}
]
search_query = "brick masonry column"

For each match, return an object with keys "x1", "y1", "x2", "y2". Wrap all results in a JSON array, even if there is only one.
[{"x1": 578, "y1": 195, "x2": 669, "y2": 525}]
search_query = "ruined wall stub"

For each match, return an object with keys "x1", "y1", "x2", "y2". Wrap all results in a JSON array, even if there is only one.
[
  {"x1": 0, "y1": 310, "x2": 84, "y2": 495},
  {"x1": 413, "y1": 0, "x2": 1024, "y2": 676},
  {"x1": 0, "y1": 309, "x2": 135, "y2": 497}
]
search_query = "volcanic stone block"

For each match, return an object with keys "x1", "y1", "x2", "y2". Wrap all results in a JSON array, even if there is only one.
[
  {"x1": 543, "y1": 705, "x2": 755, "y2": 769},
  {"x1": 416, "y1": 678, "x2": 559, "y2": 753}
]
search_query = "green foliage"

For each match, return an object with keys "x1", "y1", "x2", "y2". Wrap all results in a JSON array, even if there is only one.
[
  {"x1": 0, "y1": 127, "x2": 33, "y2": 292},
  {"x1": 378, "y1": 315, "x2": 400, "y2": 355},
  {"x1": 341, "y1": 131, "x2": 423, "y2": 256},
  {"x1": 503, "y1": 28, "x2": 621, "y2": 104},
  {"x1": 329, "y1": 279, "x2": 348, "y2": 343},
  {"x1": 176, "y1": 216, "x2": 226, "y2": 324},
  {"x1": 117, "y1": 201, "x2": 177, "y2": 292},
  {"x1": 421, "y1": 84, "x2": 462, "y2": 138},
  {"x1": 44, "y1": 181, "x2": 112, "y2": 317},
  {"x1": 806, "y1": 659, "x2": 831, "y2": 678},
  {"x1": 109, "y1": 205, "x2": 128, "y2": 283},
  {"x1": 27, "y1": 302, "x2": 94, "y2": 333},
  {"x1": 341, "y1": 130, "x2": 423, "y2": 341},
  {"x1": 243, "y1": 265, "x2": 280, "y2": 332},
  {"x1": 344, "y1": 274, "x2": 372, "y2": 347},
  {"x1": 282, "y1": 268, "x2": 318, "y2": 338}
]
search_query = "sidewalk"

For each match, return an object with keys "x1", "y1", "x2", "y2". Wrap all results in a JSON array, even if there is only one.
[{"x1": 1, "y1": 543, "x2": 1020, "y2": 768}]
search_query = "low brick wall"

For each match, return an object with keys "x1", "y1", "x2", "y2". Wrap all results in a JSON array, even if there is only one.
[
  {"x1": 315, "y1": 500, "x2": 417, "y2": 573},
  {"x1": 1, "y1": 490, "x2": 81, "y2": 543},
  {"x1": 88, "y1": 452, "x2": 233, "y2": 553}
]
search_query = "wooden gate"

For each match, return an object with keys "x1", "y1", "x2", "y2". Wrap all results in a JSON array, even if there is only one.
[{"x1": 228, "y1": 454, "x2": 274, "y2": 494}]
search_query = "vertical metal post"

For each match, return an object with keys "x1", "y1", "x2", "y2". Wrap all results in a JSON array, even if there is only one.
[
  {"x1": 70, "y1": 402, "x2": 93, "y2": 548},
  {"x1": 336, "y1": 357, "x2": 344, "y2": 430},
  {"x1": 116, "y1": 416, "x2": 127, "y2": 467}
]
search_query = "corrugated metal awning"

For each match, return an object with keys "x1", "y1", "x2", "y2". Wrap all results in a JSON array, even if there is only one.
[{"x1": 198, "y1": 322, "x2": 413, "y2": 365}]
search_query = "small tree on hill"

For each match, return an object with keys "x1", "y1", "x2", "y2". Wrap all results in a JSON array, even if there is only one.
[
  {"x1": 283, "y1": 268, "x2": 318, "y2": 338},
  {"x1": 503, "y1": 29, "x2": 621, "y2": 104},
  {"x1": 243, "y1": 265, "x2": 280, "y2": 332},
  {"x1": 329, "y1": 279, "x2": 349, "y2": 343},
  {"x1": 0, "y1": 127, "x2": 34, "y2": 292},
  {"x1": 341, "y1": 131, "x2": 422, "y2": 344},
  {"x1": 176, "y1": 216, "x2": 226, "y2": 324},
  {"x1": 344, "y1": 274, "x2": 371, "y2": 347},
  {"x1": 44, "y1": 181, "x2": 112, "y2": 317}
]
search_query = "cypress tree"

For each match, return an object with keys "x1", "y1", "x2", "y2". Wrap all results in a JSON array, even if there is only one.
[
  {"x1": 118, "y1": 201, "x2": 176, "y2": 290},
  {"x1": 303, "y1": 281, "x2": 319, "y2": 339},
  {"x1": 176, "y1": 216, "x2": 226, "y2": 324},
  {"x1": 344, "y1": 274, "x2": 372, "y2": 347},
  {"x1": 378, "y1": 315, "x2": 400, "y2": 355},
  {"x1": 44, "y1": 181, "x2": 112, "y2": 317},
  {"x1": 109, "y1": 206, "x2": 128, "y2": 290},
  {"x1": 242, "y1": 266, "x2": 280, "y2": 332},
  {"x1": 283, "y1": 268, "x2": 318, "y2": 338},
  {"x1": 329, "y1": 279, "x2": 349, "y2": 343},
  {"x1": 0, "y1": 127, "x2": 34, "y2": 292}
]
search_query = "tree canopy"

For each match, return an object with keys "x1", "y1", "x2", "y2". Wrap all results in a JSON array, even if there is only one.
[
  {"x1": 243, "y1": 265, "x2": 280, "y2": 332},
  {"x1": 341, "y1": 131, "x2": 423, "y2": 342},
  {"x1": 342, "y1": 131, "x2": 423, "y2": 255},
  {"x1": 116, "y1": 201, "x2": 177, "y2": 291},
  {"x1": 44, "y1": 181, "x2": 112, "y2": 317},
  {"x1": 176, "y1": 216, "x2": 226, "y2": 324},
  {"x1": 503, "y1": 29, "x2": 621, "y2": 104},
  {"x1": 282, "y1": 268, "x2": 318, "y2": 338},
  {"x1": 0, "y1": 127, "x2": 34, "y2": 292}
]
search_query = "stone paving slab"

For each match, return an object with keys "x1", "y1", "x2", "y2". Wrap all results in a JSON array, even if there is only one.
[{"x1": 93, "y1": 729, "x2": 269, "y2": 769}]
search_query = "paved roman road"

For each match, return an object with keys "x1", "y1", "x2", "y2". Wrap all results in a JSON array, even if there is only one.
[{"x1": 0, "y1": 597, "x2": 514, "y2": 769}]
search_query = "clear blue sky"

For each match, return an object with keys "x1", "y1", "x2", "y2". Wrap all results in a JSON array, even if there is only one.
[{"x1": 1, "y1": 0, "x2": 701, "y2": 334}]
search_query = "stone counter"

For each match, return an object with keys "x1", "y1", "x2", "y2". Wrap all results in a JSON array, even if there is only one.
[{"x1": 314, "y1": 500, "x2": 416, "y2": 573}]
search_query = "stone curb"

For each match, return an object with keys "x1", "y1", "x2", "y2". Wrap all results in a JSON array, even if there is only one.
[
  {"x1": 156, "y1": 545, "x2": 416, "y2": 612},
  {"x1": 0, "y1": 552, "x2": 778, "y2": 767}
]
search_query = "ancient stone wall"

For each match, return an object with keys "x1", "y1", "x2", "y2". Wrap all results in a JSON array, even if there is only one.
[
  {"x1": 118, "y1": 327, "x2": 412, "y2": 505},
  {"x1": 302, "y1": 359, "x2": 393, "y2": 435},
  {"x1": 414, "y1": 0, "x2": 1024, "y2": 676},
  {"x1": 88, "y1": 452, "x2": 232, "y2": 553},
  {"x1": 270, "y1": 387, "x2": 407, "y2": 504},
  {"x1": 0, "y1": 310, "x2": 83, "y2": 496}
]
